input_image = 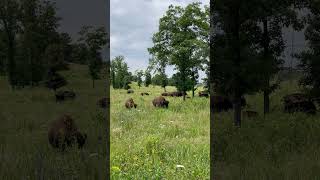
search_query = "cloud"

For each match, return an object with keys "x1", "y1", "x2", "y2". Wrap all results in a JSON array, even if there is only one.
[{"x1": 110, "y1": 0, "x2": 209, "y2": 79}]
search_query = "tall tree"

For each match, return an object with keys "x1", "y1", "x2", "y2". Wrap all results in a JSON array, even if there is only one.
[
  {"x1": 78, "y1": 26, "x2": 107, "y2": 88},
  {"x1": 212, "y1": 0, "x2": 264, "y2": 126},
  {"x1": 0, "y1": 0, "x2": 21, "y2": 88},
  {"x1": 254, "y1": 0, "x2": 304, "y2": 115},
  {"x1": 149, "y1": 2, "x2": 209, "y2": 100}
]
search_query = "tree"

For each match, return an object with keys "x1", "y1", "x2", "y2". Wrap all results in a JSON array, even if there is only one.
[
  {"x1": 297, "y1": 0, "x2": 320, "y2": 97},
  {"x1": 253, "y1": 0, "x2": 304, "y2": 115},
  {"x1": 0, "y1": 0, "x2": 21, "y2": 88},
  {"x1": 212, "y1": 0, "x2": 265, "y2": 127},
  {"x1": 135, "y1": 70, "x2": 143, "y2": 88},
  {"x1": 78, "y1": 26, "x2": 107, "y2": 88},
  {"x1": 110, "y1": 55, "x2": 131, "y2": 89},
  {"x1": 144, "y1": 70, "x2": 152, "y2": 87},
  {"x1": 149, "y1": 2, "x2": 209, "y2": 100}
]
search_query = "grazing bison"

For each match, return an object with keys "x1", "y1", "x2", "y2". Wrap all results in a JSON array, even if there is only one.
[
  {"x1": 161, "y1": 92, "x2": 169, "y2": 96},
  {"x1": 46, "y1": 71, "x2": 67, "y2": 91},
  {"x1": 125, "y1": 98, "x2": 137, "y2": 109},
  {"x1": 97, "y1": 97, "x2": 108, "y2": 108},
  {"x1": 152, "y1": 96, "x2": 169, "y2": 108},
  {"x1": 48, "y1": 114, "x2": 87, "y2": 151},
  {"x1": 170, "y1": 91, "x2": 187, "y2": 97},
  {"x1": 141, "y1": 92, "x2": 150, "y2": 96},
  {"x1": 211, "y1": 95, "x2": 246, "y2": 112},
  {"x1": 127, "y1": 89, "x2": 134, "y2": 94},
  {"x1": 242, "y1": 110, "x2": 259, "y2": 118},
  {"x1": 199, "y1": 91, "x2": 209, "y2": 97},
  {"x1": 55, "y1": 90, "x2": 76, "y2": 102},
  {"x1": 212, "y1": 95, "x2": 233, "y2": 112},
  {"x1": 283, "y1": 93, "x2": 316, "y2": 114}
]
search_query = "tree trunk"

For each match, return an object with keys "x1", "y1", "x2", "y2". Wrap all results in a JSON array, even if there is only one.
[
  {"x1": 192, "y1": 87, "x2": 195, "y2": 98},
  {"x1": 164, "y1": 86, "x2": 166, "y2": 92},
  {"x1": 92, "y1": 79, "x2": 95, "y2": 88},
  {"x1": 262, "y1": 18, "x2": 271, "y2": 115},
  {"x1": 234, "y1": 95, "x2": 242, "y2": 127},
  {"x1": 183, "y1": 92, "x2": 186, "y2": 101},
  {"x1": 7, "y1": 36, "x2": 16, "y2": 88},
  {"x1": 264, "y1": 90, "x2": 270, "y2": 115}
]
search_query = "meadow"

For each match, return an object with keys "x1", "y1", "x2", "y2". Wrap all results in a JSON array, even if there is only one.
[
  {"x1": 110, "y1": 83, "x2": 210, "y2": 179},
  {"x1": 213, "y1": 78, "x2": 320, "y2": 179},
  {"x1": 0, "y1": 64, "x2": 106, "y2": 179}
]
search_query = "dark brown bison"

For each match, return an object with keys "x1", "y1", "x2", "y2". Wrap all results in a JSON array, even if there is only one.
[
  {"x1": 199, "y1": 91, "x2": 209, "y2": 97},
  {"x1": 55, "y1": 90, "x2": 76, "y2": 102},
  {"x1": 48, "y1": 114, "x2": 87, "y2": 151},
  {"x1": 283, "y1": 93, "x2": 316, "y2": 114},
  {"x1": 170, "y1": 91, "x2": 187, "y2": 97},
  {"x1": 125, "y1": 98, "x2": 137, "y2": 109},
  {"x1": 211, "y1": 95, "x2": 246, "y2": 112},
  {"x1": 97, "y1": 97, "x2": 108, "y2": 108},
  {"x1": 152, "y1": 96, "x2": 169, "y2": 108},
  {"x1": 242, "y1": 110, "x2": 259, "y2": 118},
  {"x1": 127, "y1": 89, "x2": 134, "y2": 94},
  {"x1": 161, "y1": 92, "x2": 169, "y2": 96},
  {"x1": 141, "y1": 92, "x2": 150, "y2": 96}
]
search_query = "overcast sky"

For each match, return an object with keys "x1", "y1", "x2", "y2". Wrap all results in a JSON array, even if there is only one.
[
  {"x1": 111, "y1": 0, "x2": 209, "y2": 79},
  {"x1": 54, "y1": 0, "x2": 306, "y2": 78}
]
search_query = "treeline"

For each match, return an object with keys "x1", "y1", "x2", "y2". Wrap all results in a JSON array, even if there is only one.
[
  {"x1": 110, "y1": 55, "x2": 184, "y2": 90},
  {"x1": 0, "y1": 0, "x2": 107, "y2": 89},
  {"x1": 210, "y1": 0, "x2": 320, "y2": 126}
]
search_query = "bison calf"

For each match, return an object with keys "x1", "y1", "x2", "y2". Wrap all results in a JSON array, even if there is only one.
[{"x1": 152, "y1": 96, "x2": 169, "y2": 108}]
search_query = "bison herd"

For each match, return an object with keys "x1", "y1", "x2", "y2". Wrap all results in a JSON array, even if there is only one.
[{"x1": 47, "y1": 89, "x2": 320, "y2": 151}]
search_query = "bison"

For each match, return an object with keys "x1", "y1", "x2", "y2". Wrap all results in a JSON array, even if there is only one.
[
  {"x1": 97, "y1": 97, "x2": 108, "y2": 108},
  {"x1": 161, "y1": 92, "x2": 169, "y2": 96},
  {"x1": 55, "y1": 90, "x2": 76, "y2": 102},
  {"x1": 48, "y1": 114, "x2": 87, "y2": 151},
  {"x1": 211, "y1": 95, "x2": 246, "y2": 112},
  {"x1": 152, "y1": 96, "x2": 169, "y2": 108},
  {"x1": 127, "y1": 89, "x2": 134, "y2": 94},
  {"x1": 125, "y1": 98, "x2": 137, "y2": 109},
  {"x1": 283, "y1": 93, "x2": 316, "y2": 114},
  {"x1": 242, "y1": 110, "x2": 259, "y2": 118},
  {"x1": 199, "y1": 91, "x2": 209, "y2": 98}
]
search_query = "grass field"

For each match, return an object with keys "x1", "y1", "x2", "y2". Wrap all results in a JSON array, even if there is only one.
[
  {"x1": 2, "y1": 63, "x2": 318, "y2": 180},
  {"x1": 0, "y1": 64, "x2": 106, "y2": 179},
  {"x1": 110, "y1": 83, "x2": 210, "y2": 179},
  {"x1": 213, "y1": 79, "x2": 320, "y2": 179}
]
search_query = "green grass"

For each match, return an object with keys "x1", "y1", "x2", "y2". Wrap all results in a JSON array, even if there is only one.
[
  {"x1": 0, "y1": 64, "x2": 106, "y2": 179},
  {"x1": 213, "y1": 80, "x2": 320, "y2": 179},
  {"x1": 110, "y1": 84, "x2": 210, "y2": 179}
]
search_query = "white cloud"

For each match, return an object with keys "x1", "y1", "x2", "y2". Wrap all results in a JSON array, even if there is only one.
[{"x1": 110, "y1": 0, "x2": 209, "y2": 80}]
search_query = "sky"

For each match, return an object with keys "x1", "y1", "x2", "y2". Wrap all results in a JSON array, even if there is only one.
[
  {"x1": 110, "y1": 0, "x2": 209, "y2": 79},
  {"x1": 54, "y1": 0, "x2": 109, "y2": 59},
  {"x1": 54, "y1": 0, "x2": 306, "y2": 79}
]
